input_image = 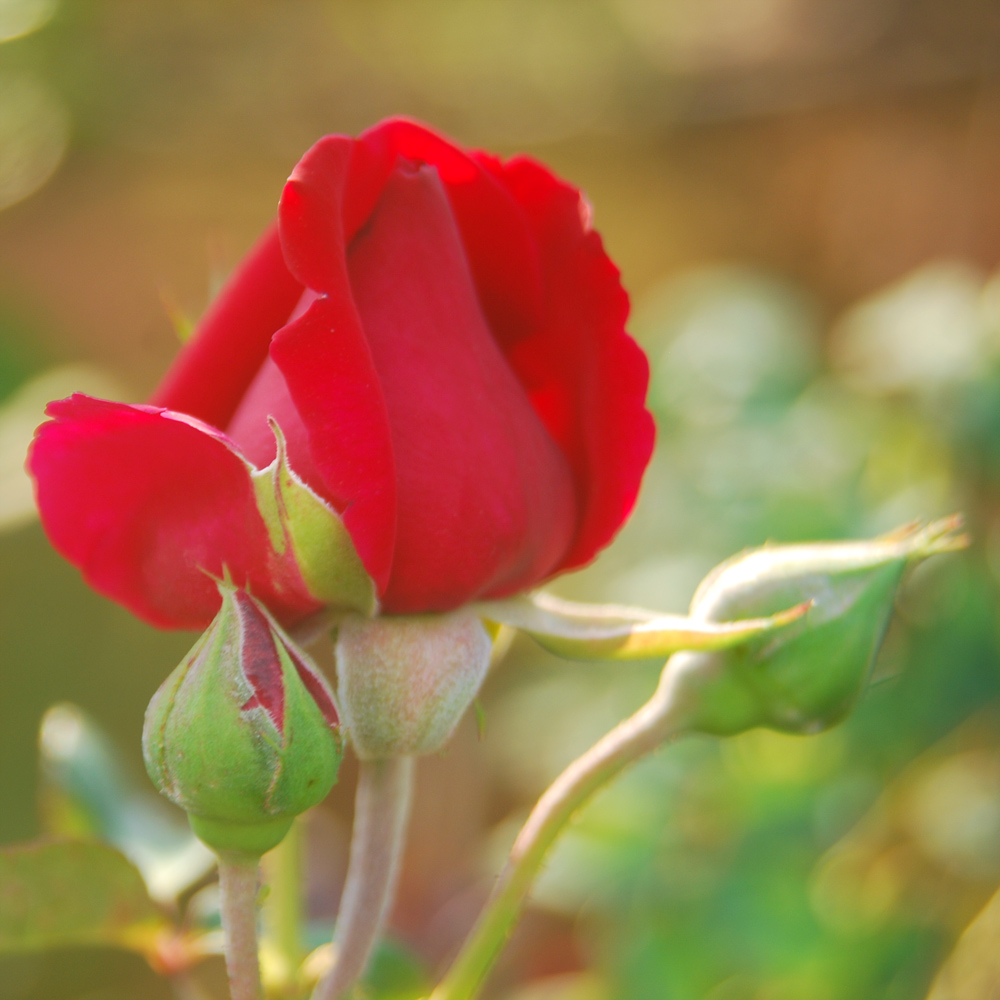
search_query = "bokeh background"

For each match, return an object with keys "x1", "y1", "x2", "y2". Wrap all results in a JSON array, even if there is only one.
[{"x1": 3, "y1": 1, "x2": 1000, "y2": 998}]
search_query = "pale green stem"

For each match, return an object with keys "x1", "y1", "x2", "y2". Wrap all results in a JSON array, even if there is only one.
[
  {"x1": 261, "y1": 817, "x2": 305, "y2": 994},
  {"x1": 429, "y1": 667, "x2": 688, "y2": 1000},
  {"x1": 217, "y1": 852, "x2": 264, "y2": 1000},
  {"x1": 312, "y1": 756, "x2": 415, "y2": 1000}
]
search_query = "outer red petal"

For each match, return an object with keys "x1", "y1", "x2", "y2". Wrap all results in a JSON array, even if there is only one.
[
  {"x1": 343, "y1": 165, "x2": 576, "y2": 612},
  {"x1": 347, "y1": 120, "x2": 653, "y2": 576},
  {"x1": 29, "y1": 395, "x2": 323, "y2": 630},
  {"x1": 353, "y1": 119, "x2": 544, "y2": 345},
  {"x1": 274, "y1": 136, "x2": 398, "y2": 594},
  {"x1": 269, "y1": 298, "x2": 396, "y2": 595},
  {"x1": 151, "y1": 223, "x2": 303, "y2": 430},
  {"x1": 476, "y1": 155, "x2": 656, "y2": 572}
]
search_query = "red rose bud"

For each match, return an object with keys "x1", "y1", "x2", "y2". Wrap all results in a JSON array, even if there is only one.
[
  {"x1": 664, "y1": 517, "x2": 968, "y2": 737},
  {"x1": 335, "y1": 611, "x2": 492, "y2": 759},
  {"x1": 143, "y1": 583, "x2": 342, "y2": 856},
  {"x1": 29, "y1": 118, "x2": 654, "y2": 631}
]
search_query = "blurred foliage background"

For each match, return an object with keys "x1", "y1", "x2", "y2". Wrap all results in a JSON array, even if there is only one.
[{"x1": 3, "y1": 0, "x2": 1000, "y2": 998}]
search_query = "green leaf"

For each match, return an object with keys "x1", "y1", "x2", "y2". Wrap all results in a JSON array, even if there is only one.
[
  {"x1": 474, "y1": 591, "x2": 810, "y2": 662},
  {"x1": 0, "y1": 839, "x2": 168, "y2": 954},
  {"x1": 39, "y1": 703, "x2": 214, "y2": 903}
]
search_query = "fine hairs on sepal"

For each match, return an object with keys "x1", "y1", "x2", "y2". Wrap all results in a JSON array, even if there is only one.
[{"x1": 335, "y1": 609, "x2": 493, "y2": 759}]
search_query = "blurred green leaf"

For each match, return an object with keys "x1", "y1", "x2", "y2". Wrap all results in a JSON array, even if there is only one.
[
  {"x1": 635, "y1": 267, "x2": 820, "y2": 428},
  {"x1": 0, "y1": 839, "x2": 167, "y2": 955},
  {"x1": 364, "y1": 936, "x2": 430, "y2": 1000},
  {"x1": 39, "y1": 703, "x2": 214, "y2": 903}
]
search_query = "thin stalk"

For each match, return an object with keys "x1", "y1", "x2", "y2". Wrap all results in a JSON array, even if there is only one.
[
  {"x1": 312, "y1": 756, "x2": 415, "y2": 1000},
  {"x1": 217, "y1": 852, "x2": 264, "y2": 1000},
  {"x1": 429, "y1": 667, "x2": 688, "y2": 1000},
  {"x1": 261, "y1": 817, "x2": 305, "y2": 994}
]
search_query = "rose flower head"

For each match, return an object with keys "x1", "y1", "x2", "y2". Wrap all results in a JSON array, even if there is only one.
[
  {"x1": 29, "y1": 118, "x2": 655, "y2": 631},
  {"x1": 143, "y1": 582, "x2": 342, "y2": 856}
]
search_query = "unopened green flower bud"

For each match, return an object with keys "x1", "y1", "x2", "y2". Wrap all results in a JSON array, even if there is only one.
[
  {"x1": 143, "y1": 583, "x2": 343, "y2": 856},
  {"x1": 335, "y1": 610, "x2": 492, "y2": 759},
  {"x1": 665, "y1": 517, "x2": 967, "y2": 737}
]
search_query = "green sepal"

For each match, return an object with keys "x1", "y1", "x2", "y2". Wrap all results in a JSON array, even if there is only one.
[
  {"x1": 252, "y1": 419, "x2": 377, "y2": 616},
  {"x1": 474, "y1": 591, "x2": 810, "y2": 661}
]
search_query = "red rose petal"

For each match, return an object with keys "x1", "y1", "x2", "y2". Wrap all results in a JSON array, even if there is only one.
[
  {"x1": 29, "y1": 395, "x2": 323, "y2": 630},
  {"x1": 281, "y1": 638, "x2": 340, "y2": 729},
  {"x1": 344, "y1": 163, "x2": 576, "y2": 611},
  {"x1": 353, "y1": 119, "x2": 545, "y2": 344},
  {"x1": 276, "y1": 120, "x2": 650, "y2": 605},
  {"x1": 48, "y1": 119, "x2": 653, "y2": 629},
  {"x1": 224, "y1": 350, "x2": 328, "y2": 499},
  {"x1": 235, "y1": 589, "x2": 285, "y2": 733},
  {"x1": 151, "y1": 223, "x2": 303, "y2": 431},
  {"x1": 273, "y1": 137, "x2": 398, "y2": 594},
  {"x1": 269, "y1": 297, "x2": 398, "y2": 595},
  {"x1": 478, "y1": 155, "x2": 656, "y2": 573}
]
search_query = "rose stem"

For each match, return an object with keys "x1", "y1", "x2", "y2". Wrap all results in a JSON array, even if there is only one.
[
  {"x1": 261, "y1": 817, "x2": 305, "y2": 992},
  {"x1": 428, "y1": 665, "x2": 689, "y2": 1000},
  {"x1": 217, "y1": 852, "x2": 264, "y2": 1000},
  {"x1": 312, "y1": 756, "x2": 415, "y2": 1000}
]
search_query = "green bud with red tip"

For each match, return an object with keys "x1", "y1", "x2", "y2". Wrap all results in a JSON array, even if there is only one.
[
  {"x1": 142, "y1": 582, "x2": 343, "y2": 856},
  {"x1": 664, "y1": 517, "x2": 968, "y2": 737}
]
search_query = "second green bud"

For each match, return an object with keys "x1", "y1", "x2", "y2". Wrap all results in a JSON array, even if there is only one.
[{"x1": 665, "y1": 517, "x2": 967, "y2": 737}]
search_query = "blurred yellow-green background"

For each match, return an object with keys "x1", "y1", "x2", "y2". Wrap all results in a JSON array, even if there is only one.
[{"x1": 4, "y1": 1, "x2": 1000, "y2": 998}]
